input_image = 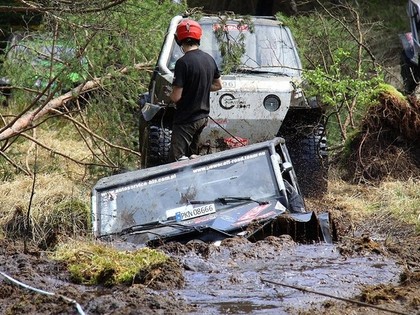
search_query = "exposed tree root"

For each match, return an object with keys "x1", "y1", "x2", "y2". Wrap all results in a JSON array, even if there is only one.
[{"x1": 347, "y1": 91, "x2": 420, "y2": 183}]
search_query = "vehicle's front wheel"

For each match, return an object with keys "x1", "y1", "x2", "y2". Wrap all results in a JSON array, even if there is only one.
[{"x1": 140, "y1": 124, "x2": 172, "y2": 168}]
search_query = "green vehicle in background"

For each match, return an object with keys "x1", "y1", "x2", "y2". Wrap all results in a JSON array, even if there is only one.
[{"x1": 0, "y1": 32, "x2": 88, "y2": 105}]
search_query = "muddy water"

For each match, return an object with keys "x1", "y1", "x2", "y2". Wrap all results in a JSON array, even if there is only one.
[{"x1": 171, "y1": 237, "x2": 401, "y2": 314}]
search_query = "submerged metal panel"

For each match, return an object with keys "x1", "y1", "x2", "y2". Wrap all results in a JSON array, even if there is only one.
[
  {"x1": 92, "y1": 138, "x2": 285, "y2": 237},
  {"x1": 246, "y1": 212, "x2": 332, "y2": 243}
]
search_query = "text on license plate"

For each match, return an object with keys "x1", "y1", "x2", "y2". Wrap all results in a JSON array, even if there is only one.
[{"x1": 176, "y1": 204, "x2": 216, "y2": 221}]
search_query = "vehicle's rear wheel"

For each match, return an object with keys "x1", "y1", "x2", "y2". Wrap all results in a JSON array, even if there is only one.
[
  {"x1": 140, "y1": 124, "x2": 172, "y2": 168},
  {"x1": 285, "y1": 125, "x2": 328, "y2": 198},
  {"x1": 279, "y1": 112, "x2": 328, "y2": 198}
]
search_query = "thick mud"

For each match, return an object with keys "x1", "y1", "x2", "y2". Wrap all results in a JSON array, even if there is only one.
[
  {"x1": 160, "y1": 236, "x2": 402, "y2": 315},
  {"x1": 1, "y1": 231, "x2": 418, "y2": 315},
  {"x1": 0, "y1": 239, "x2": 192, "y2": 315},
  {"x1": 1, "y1": 193, "x2": 419, "y2": 315}
]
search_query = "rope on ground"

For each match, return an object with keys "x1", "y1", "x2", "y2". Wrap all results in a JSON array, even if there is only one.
[
  {"x1": 0, "y1": 271, "x2": 86, "y2": 315},
  {"x1": 261, "y1": 278, "x2": 410, "y2": 315}
]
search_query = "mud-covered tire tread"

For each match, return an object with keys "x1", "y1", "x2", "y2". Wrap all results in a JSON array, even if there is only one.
[
  {"x1": 281, "y1": 121, "x2": 328, "y2": 198},
  {"x1": 141, "y1": 124, "x2": 172, "y2": 168},
  {"x1": 294, "y1": 126, "x2": 328, "y2": 198}
]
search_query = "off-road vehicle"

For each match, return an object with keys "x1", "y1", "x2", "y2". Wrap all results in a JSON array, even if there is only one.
[
  {"x1": 0, "y1": 32, "x2": 88, "y2": 105},
  {"x1": 400, "y1": 0, "x2": 420, "y2": 94},
  {"x1": 92, "y1": 137, "x2": 332, "y2": 246},
  {"x1": 139, "y1": 14, "x2": 327, "y2": 197}
]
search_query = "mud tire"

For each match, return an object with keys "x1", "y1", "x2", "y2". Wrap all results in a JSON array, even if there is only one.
[
  {"x1": 141, "y1": 124, "x2": 172, "y2": 168},
  {"x1": 297, "y1": 126, "x2": 328, "y2": 198},
  {"x1": 280, "y1": 118, "x2": 328, "y2": 198}
]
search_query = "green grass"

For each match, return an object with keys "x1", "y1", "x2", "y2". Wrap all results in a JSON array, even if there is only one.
[
  {"x1": 52, "y1": 241, "x2": 169, "y2": 286},
  {"x1": 328, "y1": 178, "x2": 420, "y2": 233},
  {"x1": 378, "y1": 180, "x2": 420, "y2": 232}
]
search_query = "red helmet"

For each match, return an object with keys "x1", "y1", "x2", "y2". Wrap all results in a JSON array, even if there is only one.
[{"x1": 175, "y1": 19, "x2": 202, "y2": 43}]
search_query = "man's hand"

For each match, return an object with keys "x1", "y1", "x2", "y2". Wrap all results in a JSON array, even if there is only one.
[
  {"x1": 170, "y1": 86, "x2": 183, "y2": 103},
  {"x1": 210, "y1": 78, "x2": 223, "y2": 92}
]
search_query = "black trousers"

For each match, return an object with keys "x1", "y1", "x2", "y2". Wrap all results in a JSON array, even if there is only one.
[{"x1": 170, "y1": 117, "x2": 208, "y2": 161}]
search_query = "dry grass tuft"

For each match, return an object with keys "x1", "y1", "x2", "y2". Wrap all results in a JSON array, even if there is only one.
[
  {"x1": 0, "y1": 173, "x2": 90, "y2": 248},
  {"x1": 325, "y1": 178, "x2": 420, "y2": 238},
  {"x1": 12, "y1": 128, "x2": 97, "y2": 180}
]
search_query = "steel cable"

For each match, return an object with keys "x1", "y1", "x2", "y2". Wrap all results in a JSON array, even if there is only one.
[
  {"x1": 261, "y1": 277, "x2": 410, "y2": 315},
  {"x1": 0, "y1": 271, "x2": 86, "y2": 315}
]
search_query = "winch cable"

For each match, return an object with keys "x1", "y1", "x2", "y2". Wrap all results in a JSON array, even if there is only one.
[
  {"x1": 159, "y1": 111, "x2": 248, "y2": 148},
  {"x1": 0, "y1": 271, "x2": 86, "y2": 315},
  {"x1": 208, "y1": 115, "x2": 247, "y2": 147},
  {"x1": 261, "y1": 278, "x2": 410, "y2": 315}
]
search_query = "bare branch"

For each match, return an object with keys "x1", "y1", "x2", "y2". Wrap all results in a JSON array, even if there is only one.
[
  {"x1": 64, "y1": 103, "x2": 115, "y2": 167},
  {"x1": 0, "y1": 6, "x2": 40, "y2": 13},
  {"x1": 0, "y1": 150, "x2": 31, "y2": 176},
  {"x1": 50, "y1": 108, "x2": 141, "y2": 158},
  {"x1": 24, "y1": 143, "x2": 38, "y2": 253},
  {"x1": 1, "y1": 0, "x2": 129, "y2": 13},
  {"x1": 20, "y1": 132, "x2": 120, "y2": 169},
  {"x1": 316, "y1": 0, "x2": 376, "y2": 64},
  {"x1": 0, "y1": 62, "x2": 153, "y2": 142}
]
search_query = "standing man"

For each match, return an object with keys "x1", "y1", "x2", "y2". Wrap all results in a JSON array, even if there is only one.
[{"x1": 169, "y1": 19, "x2": 222, "y2": 161}]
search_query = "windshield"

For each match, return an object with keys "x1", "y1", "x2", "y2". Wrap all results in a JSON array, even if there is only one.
[
  {"x1": 96, "y1": 149, "x2": 280, "y2": 233},
  {"x1": 6, "y1": 38, "x2": 88, "y2": 85},
  {"x1": 167, "y1": 20, "x2": 301, "y2": 76},
  {"x1": 10, "y1": 43, "x2": 76, "y2": 64}
]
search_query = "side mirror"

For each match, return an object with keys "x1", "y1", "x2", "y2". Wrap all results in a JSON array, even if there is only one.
[
  {"x1": 281, "y1": 162, "x2": 293, "y2": 173},
  {"x1": 141, "y1": 102, "x2": 163, "y2": 121}
]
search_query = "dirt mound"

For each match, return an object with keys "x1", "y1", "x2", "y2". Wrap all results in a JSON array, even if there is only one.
[
  {"x1": 136, "y1": 258, "x2": 185, "y2": 290},
  {"x1": 337, "y1": 234, "x2": 384, "y2": 257},
  {"x1": 347, "y1": 90, "x2": 420, "y2": 183}
]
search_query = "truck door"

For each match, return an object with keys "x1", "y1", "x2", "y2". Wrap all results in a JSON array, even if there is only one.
[{"x1": 409, "y1": 0, "x2": 420, "y2": 56}]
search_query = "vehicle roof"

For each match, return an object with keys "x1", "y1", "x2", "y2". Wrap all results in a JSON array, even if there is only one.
[
  {"x1": 7, "y1": 33, "x2": 76, "y2": 51},
  {"x1": 185, "y1": 15, "x2": 284, "y2": 26},
  {"x1": 93, "y1": 137, "x2": 285, "y2": 192}
]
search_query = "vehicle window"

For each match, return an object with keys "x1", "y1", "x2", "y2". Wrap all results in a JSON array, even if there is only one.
[
  {"x1": 9, "y1": 42, "x2": 75, "y2": 64},
  {"x1": 4, "y1": 36, "x2": 88, "y2": 89},
  {"x1": 167, "y1": 21, "x2": 300, "y2": 76},
  {"x1": 188, "y1": 150, "x2": 279, "y2": 202}
]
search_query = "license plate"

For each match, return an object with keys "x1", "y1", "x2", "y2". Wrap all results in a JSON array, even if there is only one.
[{"x1": 174, "y1": 204, "x2": 216, "y2": 221}]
